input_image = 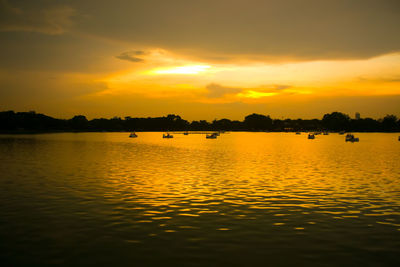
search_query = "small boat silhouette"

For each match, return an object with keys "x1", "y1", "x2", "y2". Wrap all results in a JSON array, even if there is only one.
[
  {"x1": 345, "y1": 134, "x2": 359, "y2": 142},
  {"x1": 206, "y1": 133, "x2": 218, "y2": 139},
  {"x1": 129, "y1": 132, "x2": 138, "y2": 138},
  {"x1": 308, "y1": 134, "x2": 315, "y2": 139},
  {"x1": 163, "y1": 133, "x2": 173, "y2": 138}
]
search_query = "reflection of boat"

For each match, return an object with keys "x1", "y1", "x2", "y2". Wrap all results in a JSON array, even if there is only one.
[
  {"x1": 163, "y1": 133, "x2": 173, "y2": 138},
  {"x1": 129, "y1": 132, "x2": 138, "y2": 138},
  {"x1": 308, "y1": 134, "x2": 315, "y2": 139},
  {"x1": 345, "y1": 134, "x2": 359, "y2": 142},
  {"x1": 206, "y1": 133, "x2": 218, "y2": 139}
]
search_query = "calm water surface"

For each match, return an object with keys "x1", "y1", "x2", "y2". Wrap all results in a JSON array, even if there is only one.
[{"x1": 0, "y1": 132, "x2": 400, "y2": 266}]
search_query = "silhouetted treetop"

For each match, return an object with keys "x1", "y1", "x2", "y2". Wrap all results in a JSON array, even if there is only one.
[
  {"x1": 322, "y1": 112, "x2": 350, "y2": 131},
  {"x1": 244, "y1": 113, "x2": 273, "y2": 130},
  {"x1": 381, "y1": 114, "x2": 398, "y2": 132},
  {"x1": 0, "y1": 110, "x2": 399, "y2": 133}
]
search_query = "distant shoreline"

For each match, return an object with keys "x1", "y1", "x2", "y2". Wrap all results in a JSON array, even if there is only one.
[
  {"x1": 1, "y1": 130, "x2": 399, "y2": 135},
  {"x1": 1, "y1": 110, "x2": 399, "y2": 133}
]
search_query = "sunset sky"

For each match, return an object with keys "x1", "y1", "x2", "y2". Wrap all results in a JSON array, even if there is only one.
[{"x1": 0, "y1": 0, "x2": 399, "y2": 120}]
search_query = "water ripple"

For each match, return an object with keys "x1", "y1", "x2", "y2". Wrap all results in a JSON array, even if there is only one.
[{"x1": 1, "y1": 132, "x2": 400, "y2": 266}]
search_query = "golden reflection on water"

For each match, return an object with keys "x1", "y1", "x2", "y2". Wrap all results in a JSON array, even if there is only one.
[
  {"x1": 83, "y1": 132, "x2": 400, "y2": 228},
  {"x1": 1, "y1": 132, "x2": 400, "y2": 265}
]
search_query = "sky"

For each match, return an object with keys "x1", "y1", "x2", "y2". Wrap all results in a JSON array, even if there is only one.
[{"x1": 0, "y1": 0, "x2": 399, "y2": 120}]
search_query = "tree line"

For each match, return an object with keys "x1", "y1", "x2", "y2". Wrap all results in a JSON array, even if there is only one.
[{"x1": 0, "y1": 110, "x2": 399, "y2": 133}]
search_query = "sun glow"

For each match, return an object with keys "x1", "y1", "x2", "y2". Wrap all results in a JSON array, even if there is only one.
[
  {"x1": 150, "y1": 65, "x2": 211, "y2": 75},
  {"x1": 91, "y1": 51, "x2": 400, "y2": 109},
  {"x1": 238, "y1": 90, "x2": 278, "y2": 99}
]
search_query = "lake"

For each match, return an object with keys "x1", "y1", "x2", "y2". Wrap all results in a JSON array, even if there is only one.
[{"x1": 0, "y1": 132, "x2": 399, "y2": 266}]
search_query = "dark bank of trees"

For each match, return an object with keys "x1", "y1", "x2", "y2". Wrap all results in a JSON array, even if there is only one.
[{"x1": 0, "y1": 110, "x2": 399, "y2": 133}]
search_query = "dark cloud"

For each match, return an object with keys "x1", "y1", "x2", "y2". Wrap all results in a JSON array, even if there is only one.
[
  {"x1": 115, "y1": 50, "x2": 146, "y2": 62},
  {"x1": 1, "y1": 0, "x2": 399, "y2": 62},
  {"x1": 0, "y1": 0, "x2": 75, "y2": 35},
  {"x1": 71, "y1": 0, "x2": 400, "y2": 61},
  {"x1": 0, "y1": 32, "x2": 123, "y2": 72},
  {"x1": 206, "y1": 83, "x2": 242, "y2": 98}
]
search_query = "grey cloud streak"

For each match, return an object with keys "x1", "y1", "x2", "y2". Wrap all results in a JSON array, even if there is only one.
[
  {"x1": 0, "y1": 0, "x2": 75, "y2": 35},
  {"x1": 115, "y1": 50, "x2": 146, "y2": 62},
  {"x1": 206, "y1": 83, "x2": 293, "y2": 98}
]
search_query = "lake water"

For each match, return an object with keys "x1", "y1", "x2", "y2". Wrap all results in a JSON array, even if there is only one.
[{"x1": 0, "y1": 132, "x2": 400, "y2": 266}]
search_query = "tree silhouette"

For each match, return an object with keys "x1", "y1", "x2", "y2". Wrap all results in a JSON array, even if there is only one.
[
  {"x1": 70, "y1": 115, "x2": 88, "y2": 131},
  {"x1": 322, "y1": 112, "x2": 350, "y2": 131},
  {"x1": 0, "y1": 110, "x2": 399, "y2": 133},
  {"x1": 382, "y1": 115, "x2": 398, "y2": 132},
  {"x1": 244, "y1": 113, "x2": 273, "y2": 130}
]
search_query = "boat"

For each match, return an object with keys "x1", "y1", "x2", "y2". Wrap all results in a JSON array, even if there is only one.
[
  {"x1": 183, "y1": 131, "x2": 189, "y2": 135},
  {"x1": 129, "y1": 132, "x2": 138, "y2": 138},
  {"x1": 308, "y1": 134, "x2": 315, "y2": 139},
  {"x1": 323, "y1": 132, "x2": 329, "y2": 135},
  {"x1": 295, "y1": 132, "x2": 301, "y2": 135},
  {"x1": 339, "y1": 131, "x2": 345, "y2": 135},
  {"x1": 206, "y1": 133, "x2": 218, "y2": 139},
  {"x1": 163, "y1": 133, "x2": 173, "y2": 138},
  {"x1": 345, "y1": 134, "x2": 359, "y2": 142},
  {"x1": 345, "y1": 134, "x2": 353, "y2": 141}
]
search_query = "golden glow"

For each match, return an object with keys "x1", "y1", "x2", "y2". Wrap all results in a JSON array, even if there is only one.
[
  {"x1": 96, "y1": 52, "x2": 400, "y2": 102},
  {"x1": 237, "y1": 90, "x2": 278, "y2": 98},
  {"x1": 100, "y1": 132, "x2": 400, "y2": 218},
  {"x1": 2, "y1": 1, "x2": 400, "y2": 120},
  {"x1": 59, "y1": 50, "x2": 400, "y2": 120},
  {"x1": 149, "y1": 65, "x2": 211, "y2": 75}
]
